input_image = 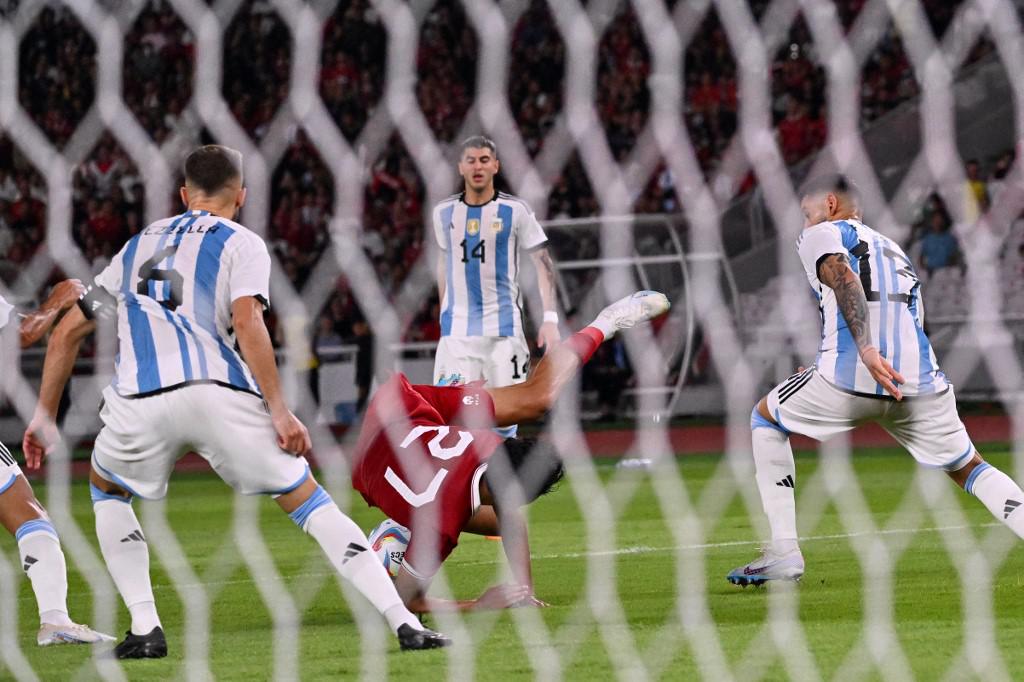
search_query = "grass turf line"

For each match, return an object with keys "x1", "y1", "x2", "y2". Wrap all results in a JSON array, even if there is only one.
[{"x1": 2, "y1": 446, "x2": 1023, "y2": 680}]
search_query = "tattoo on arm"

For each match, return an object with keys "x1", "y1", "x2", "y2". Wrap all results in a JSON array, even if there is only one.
[
  {"x1": 536, "y1": 249, "x2": 557, "y2": 304},
  {"x1": 818, "y1": 254, "x2": 872, "y2": 352}
]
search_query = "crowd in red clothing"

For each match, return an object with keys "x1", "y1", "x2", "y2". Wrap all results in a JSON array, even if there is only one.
[{"x1": 1, "y1": 0, "x2": 999, "y2": 410}]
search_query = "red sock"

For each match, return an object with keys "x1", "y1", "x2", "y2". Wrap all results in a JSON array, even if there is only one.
[{"x1": 564, "y1": 327, "x2": 604, "y2": 364}]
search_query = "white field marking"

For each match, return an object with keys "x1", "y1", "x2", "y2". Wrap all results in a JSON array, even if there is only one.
[{"x1": 31, "y1": 521, "x2": 1001, "y2": 603}]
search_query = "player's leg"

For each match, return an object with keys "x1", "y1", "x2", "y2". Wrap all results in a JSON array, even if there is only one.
[
  {"x1": 191, "y1": 386, "x2": 449, "y2": 650},
  {"x1": 484, "y1": 335, "x2": 531, "y2": 438},
  {"x1": 89, "y1": 389, "x2": 178, "y2": 658},
  {"x1": 89, "y1": 468, "x2": 165, "y2": 657},
  {"x1": 0, "y1": 467, "x2": 112, "y2": 645},
  {"x1": 273, "y1": 477, "x2": 447, "y2": 649},
  {"x1": 727, "y1": 369, "x2": 875, "y2": 586},
  {"x1": 488, "y1": 291, "x2": 670, "y2": 426},
  {"x1": 885, "y1": 391, "x2": 1024, "y2": 538}
]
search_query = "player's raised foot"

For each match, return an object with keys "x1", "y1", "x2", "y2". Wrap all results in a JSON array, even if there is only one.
[
  {"x1": 37, "y1": 622, "x2": 116, "y2": 646},
  {"x1": 726, "y1": 546, "x2": 805, "y2": 587},
  {"x1": 595, "y1": 291, "x2": 670, "y2": 336},
  {"x1": 114, "y1": 626, "x2": 167, "y2": 659},
  {"x1": 397, "y1": 623, "x2": 452, "y2": 651}
]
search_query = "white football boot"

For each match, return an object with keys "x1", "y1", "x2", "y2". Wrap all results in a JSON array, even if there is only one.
[
  {"x1": 726, "y1": 545, "x2": 805, "y2": 587},
  {"x1": 593, "y1": 290, "x2": 671, "y2": 338},
  {"x1": 38, "y1": 622, "x2": 116, "y2": 646}
]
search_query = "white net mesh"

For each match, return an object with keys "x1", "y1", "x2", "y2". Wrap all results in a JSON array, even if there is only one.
[{"x1": 0, "y1": 0, "x2": 1022, "y2": 679}]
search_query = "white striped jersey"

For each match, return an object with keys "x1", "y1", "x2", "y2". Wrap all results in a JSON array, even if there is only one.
[
  {"x1": 432, "y1": 192, "x2": 548, "y2": 338},
  {"x1": 797, "y1": 219, "x2": 949, "y2": 397},
  {"x1": 91, "y1": 209, "x2": 269, "y2": 397}
]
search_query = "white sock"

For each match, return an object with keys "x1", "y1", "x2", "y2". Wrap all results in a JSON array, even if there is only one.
[
  {"x1": 588, "y1": 316, "x2": 616, "y2": 341},
  {"x1": 16, "y1": 520, "x2": 72, "y2": 626},
  {"x1": 965, "y1": 462, "x2": 1024, "y2": 538},
  {"x1": 751, "y1": 412, "x2": 799, "y2": 552},
  {"x1": 93, "y1": 491, "x2": 161, "y2": 635},
  {"x1": 290, "y1": 486, "x2": 422, "y2": 632}
]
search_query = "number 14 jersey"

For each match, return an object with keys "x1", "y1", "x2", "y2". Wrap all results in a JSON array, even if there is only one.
[
  {"x1": 94, "y1": 209, "x2": 268, "y2": 397},
  {"x1": 797, "y1": 218, "x2": 948, "y2": 397}
]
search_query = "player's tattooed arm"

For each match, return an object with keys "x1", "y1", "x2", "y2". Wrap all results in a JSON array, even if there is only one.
[
  {"x1": 816, "y1": 253, "x2": 906, "y2": 398},
  {"x1": 530, "y1": 247, "x2": 561, "y2": 350},
  {"x1": 817, "y1": 254, "x2": 872, "y2": 351}
]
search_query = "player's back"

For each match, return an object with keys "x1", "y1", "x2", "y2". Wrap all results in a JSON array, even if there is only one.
[
  {"x1": 351, "y1": 374, "x2": 502, "y2": 554},
  {"x1": 95, "y1": 209, "x2": 268, "y2": 397},
  {"x1": 797, "y1": 218, "x2": 948, "y2": 397}
]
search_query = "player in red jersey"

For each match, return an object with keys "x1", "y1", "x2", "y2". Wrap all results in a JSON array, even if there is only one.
[{"x1": 352, "y1": 290, "x2": 670, "y2": 612}]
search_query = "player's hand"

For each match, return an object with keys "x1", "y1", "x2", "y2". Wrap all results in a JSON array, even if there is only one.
[
  {"x1": 22, "y1": 413, "x2": 60, "y2": 470},
  {"x1": 271, "y1": 408, "x2": 312, "y2": 456},
  {"x1": 536, "y1": 321, "x2": 561, "y2": 353},
  {"x1": 46, "y1": 279, "x2": 85, "y2": 311},
  {"x1": 860, "y1": 346, "x2": 905, "y2": 400},
  {"x1": 473, "y1": 584, "x2": 532, "y2": 610}
]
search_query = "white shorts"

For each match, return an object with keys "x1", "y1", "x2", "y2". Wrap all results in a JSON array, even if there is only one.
[
  {"x1": 433, "y1": 335, "x2": 530, "y2": 388},
  {"x1": 92, "y1": 384, "x2": 309, "y2": 499},
  {"x1": 765, "y1": 369, "x2": 975, "y2": 471},
  {"x1": 0, "y1": 442, "x2": 22, "y2": 495}
]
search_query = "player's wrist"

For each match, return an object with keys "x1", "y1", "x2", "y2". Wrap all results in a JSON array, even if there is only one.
[{"x1": 542, "y1": 311, "x2": 558, "y2": 324}]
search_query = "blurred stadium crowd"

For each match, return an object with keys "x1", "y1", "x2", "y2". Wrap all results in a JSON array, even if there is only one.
[{"x1": 0, "y1": 0, "x2": 1009, "y2": 416}]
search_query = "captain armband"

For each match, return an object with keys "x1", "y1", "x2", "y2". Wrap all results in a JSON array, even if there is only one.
[{"x1": 77, "y1": 284, "x2": 118, "y2": 322}]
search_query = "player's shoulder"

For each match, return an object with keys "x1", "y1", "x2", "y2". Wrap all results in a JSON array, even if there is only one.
[
  {"x1": 497, "y1": 191, "x2": 535, "y2": 215},
  {"x1": 433, "y1": 193, "x2": 462, "y2": 210},
  {"x1": 797, "y1": 219, "x2": 860, "y2": 250}
]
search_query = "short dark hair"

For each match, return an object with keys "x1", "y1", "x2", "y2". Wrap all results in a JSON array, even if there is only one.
[
  {"x1": 184, "y1": 145, "x2": 243, "y2": 195},
  {"x1": 484, "y1": 438, "x2": 563, "y2": 507},
  {"x1": 460, "y1": 135, "x2": 497, "y2": 157},
  {"x1": 799, "y1": 173, "x2": 860, "y2": 202}
]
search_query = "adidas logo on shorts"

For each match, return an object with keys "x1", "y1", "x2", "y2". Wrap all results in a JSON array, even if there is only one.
[
  {"x1": 1004, "y1": 499, "x2": 1020, "y2": 519},
  {"x1": 776, "y1": 475, "x2": 795, "y2": 489}
]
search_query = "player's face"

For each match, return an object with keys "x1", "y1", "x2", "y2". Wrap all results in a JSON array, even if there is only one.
[{"x1": 458, "y1": 148, "x2": 499, "y2": 193}]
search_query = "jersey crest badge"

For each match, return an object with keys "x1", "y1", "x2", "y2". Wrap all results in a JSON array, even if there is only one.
[
  {"x1": 467, "y1": 219, "x2": 480, "y2": 236},
  {"x1": 491, "y1": 219, "x2": 504, "y2": 233}
]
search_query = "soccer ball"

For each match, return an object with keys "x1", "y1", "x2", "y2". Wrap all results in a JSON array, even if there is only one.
[{"x1": 367, "y1": 518, "x2": 410, "y2": 578}]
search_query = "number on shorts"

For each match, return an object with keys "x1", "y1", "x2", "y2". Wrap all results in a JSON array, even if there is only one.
[
  {"x1": 510, "y1": 354, "x2": 523, "y2": 380},
  {"x1": 385, "y1": 425, "x2": 475, "y2": 507}
]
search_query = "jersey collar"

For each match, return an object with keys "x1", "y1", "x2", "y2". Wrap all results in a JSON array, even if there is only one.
[{"x1": 460, "y1": 190, "x2": 497, "y2": 208}]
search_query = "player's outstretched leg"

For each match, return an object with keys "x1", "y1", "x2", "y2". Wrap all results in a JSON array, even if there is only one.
[
  {"x1": 952, "y1": 454, "x2": 1024, "y2": 538},
  {"x1": 90, "y1": 470, "x2": 166, "y2": 658},
  {"x1": 279, "y1": 478, "x2": 451, "y2": 650},
  {"x1": 726, "y1": 402, "x2": 805, "y2": 587},
  {"x1": 0, "y1": 475, "x2": 114, "y2": 645}
]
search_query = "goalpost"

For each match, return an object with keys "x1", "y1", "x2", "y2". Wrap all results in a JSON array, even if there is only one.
[{"x1": 0, "y1": 0, "x2": 1021, "y2": 679}]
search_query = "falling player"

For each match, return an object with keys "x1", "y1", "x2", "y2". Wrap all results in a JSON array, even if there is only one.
[
  {"x1": 23, "y1": 145, "x2": 449, "y2": 656},
  {"x1": 0, "y1": 280, "x2": 114, "y2": 646},
  {"x1": 432, "y1": 136, "x2": 561, "y2": 436},
  {"x1": 728, "y1": 176, "x2": 1024, "y2": 586},
  {"x1": 353, "y1": 290, "x2": 670, "y2": 611}
]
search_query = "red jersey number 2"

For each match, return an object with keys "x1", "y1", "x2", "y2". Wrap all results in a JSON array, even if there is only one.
[{"x1": 384, "y1": 426, "x2": 475, "y2": 507}]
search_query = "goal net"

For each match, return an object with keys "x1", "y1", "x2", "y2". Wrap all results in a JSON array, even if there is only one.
[{"x1": 0, "y1": 0, "x2": 1021, "y2": 679}]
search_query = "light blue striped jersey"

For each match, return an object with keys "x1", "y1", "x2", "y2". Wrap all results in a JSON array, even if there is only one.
[
  {"x1": 432, "y1": 191, "x2": 547, "y2": 338},
  {"x1": 94, "y1": 210, "x2": 270, "y2": 397},
  {"x1": 797, "y1": 219, "x2": 948, "y2": 397}
]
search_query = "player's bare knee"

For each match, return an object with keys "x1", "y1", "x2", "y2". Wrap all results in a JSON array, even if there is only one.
[
  {"x1": 275, "y1": 475, "x2": 320, "y2": 514},
  {"x1": 947, "y1": 453, "x2": 985, "y2": 489},
  {"x1": 0, "y1": 476, "x2": 48, "y2": 535},
  {"x1": 88, "y1": 467, "x2": 132, "y2": 500}
]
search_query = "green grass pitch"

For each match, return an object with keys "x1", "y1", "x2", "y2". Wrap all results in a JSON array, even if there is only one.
[{"x1": 5, "y1": 446, "x2": 1024, "y2": 680}]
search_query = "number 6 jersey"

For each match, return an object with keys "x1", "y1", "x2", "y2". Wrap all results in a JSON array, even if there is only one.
[
  {"x1": 797, "y1": 218, "x2": 948, "y2": 397},
  {"x1": 351, "y1": 373, "x2": 504, "y2": 580},
  {"x1": 87, "y1": 209, "x2": 269, "y2": 397}
]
